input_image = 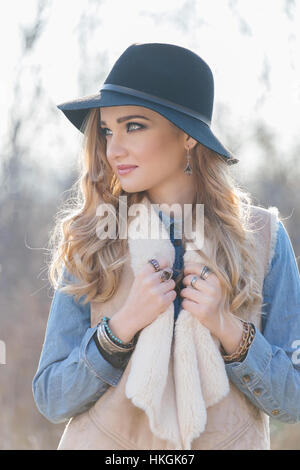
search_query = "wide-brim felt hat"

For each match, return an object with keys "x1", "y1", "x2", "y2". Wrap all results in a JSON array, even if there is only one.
[{"x1": 57, "y1": 42, "x2": 239, "y2": 165}]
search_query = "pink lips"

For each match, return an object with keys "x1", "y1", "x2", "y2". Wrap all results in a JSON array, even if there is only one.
[{"x1": 117, "y1": 165, "x2": 138, "y2": 175}]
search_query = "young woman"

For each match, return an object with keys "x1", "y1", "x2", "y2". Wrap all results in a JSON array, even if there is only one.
[{"x1": 33, "y1": 43, "x2": 300, "y2": 450}]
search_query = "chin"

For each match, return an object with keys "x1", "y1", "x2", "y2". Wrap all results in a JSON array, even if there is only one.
[
  {"x1": 120, "y1": 186, "x2": 137, "y2": 193},
  {"x1": 120, "y1": 180, "x2": 151, "y2": 193},
  {"x1": 121, "y1": 186, "x2": 145, "y2": 194}
]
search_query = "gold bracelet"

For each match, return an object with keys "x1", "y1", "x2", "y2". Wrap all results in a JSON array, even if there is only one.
[
  {"x1": 221, "y1": 320, "x2": 250, "y2": 361},
  {"x1": 221, "y1": 320, "x2": 255, "y2": 363}
]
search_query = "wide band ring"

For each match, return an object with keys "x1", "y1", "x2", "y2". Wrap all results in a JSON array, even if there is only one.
[
  {"x1": 148, "y1": 258, "x2": 160, "y2": 272},
  {"x1": 159, "y1": 268, "x2": 173, "y2": 282},
  {"x1": 190, "y1": 275, "x2": 198, "y2": 289},
  {"x1": 200, "y1": 265, "x2": 211, "y2": 280}
]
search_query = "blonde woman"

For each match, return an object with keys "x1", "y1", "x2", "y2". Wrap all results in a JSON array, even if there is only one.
[{"x1": 33, "y1": 43, "x2": 300, "y2": 450}]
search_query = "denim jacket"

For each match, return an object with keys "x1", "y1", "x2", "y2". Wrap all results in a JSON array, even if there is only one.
[{"x1": 32, "y1": 211, "x2": 300, "y2": 425}]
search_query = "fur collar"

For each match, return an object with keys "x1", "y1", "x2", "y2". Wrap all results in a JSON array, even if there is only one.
[{"x1": 124, "y1": 195, "x2": 229, "y2": 450}]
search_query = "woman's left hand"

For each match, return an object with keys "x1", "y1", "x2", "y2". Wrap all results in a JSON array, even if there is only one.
[
  {"x1": 181, "y1": 262, "x2": 245, "y2": 353},
  {"x1": 180, "y1": 262, "x2": 228, "y2": 339}
]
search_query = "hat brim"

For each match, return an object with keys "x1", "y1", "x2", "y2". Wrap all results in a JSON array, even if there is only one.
[{"x1": 57, "y1": 90, "x2": 239, "y2": 164}]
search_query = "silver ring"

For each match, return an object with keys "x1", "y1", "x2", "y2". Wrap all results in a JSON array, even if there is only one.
[
  {"x1": 148, "y1": 258, "x2": 160, "y2": 272},
  {"x1": 190, "y1": 275, "x2": 198, "y2": 289},
  {"x1": 200, "y1": 266, "x2": 211, "y2": 280},
  {"x1": 159, "y1": 268, "x2": 173, "y2": 282}
]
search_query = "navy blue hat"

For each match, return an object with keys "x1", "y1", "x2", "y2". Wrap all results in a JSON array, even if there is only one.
[{"x1": 57, "y1": 42, "x2": 239, "y2": 165}]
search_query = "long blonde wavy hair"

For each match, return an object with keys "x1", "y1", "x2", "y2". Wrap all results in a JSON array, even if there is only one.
[{"x1": 47, "y1": 107, "x2": 263, "y2": 320}]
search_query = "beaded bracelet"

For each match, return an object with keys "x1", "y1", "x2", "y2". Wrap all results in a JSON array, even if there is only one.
[
  {"x1": 220, "y1": 320, "x2": 255, "y2": 363},
  {"x1": 102, "y1": 316, "x2": 137, "y2": 349},
  {"x1": 97, "y1": 321, "x2": 134, "y2": 355}
]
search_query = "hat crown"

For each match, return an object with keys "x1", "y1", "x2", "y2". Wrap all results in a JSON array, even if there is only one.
[{"x1": 103, "y1": 43, "x2": 214, "y2": 122}]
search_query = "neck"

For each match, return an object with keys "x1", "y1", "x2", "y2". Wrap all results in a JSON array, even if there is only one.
[{"x1": 146, "y1": 180, "x2": 196, "y2": 219}]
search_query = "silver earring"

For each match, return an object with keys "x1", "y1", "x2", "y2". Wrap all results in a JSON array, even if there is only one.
[{"x1": 184, "y1": 147, "x2": 193, "y2": 175}]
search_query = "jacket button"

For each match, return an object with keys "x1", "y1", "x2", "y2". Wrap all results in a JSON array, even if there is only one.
[
  {"x1": 253, "y1": 388, "x2": 261, "y2": 396},
  {"x1": 271, "y1": 409, "x2": 280, "y2": 416},
  {"x1": 242, "y1": 375, "x2": 251, "y2": 383}
]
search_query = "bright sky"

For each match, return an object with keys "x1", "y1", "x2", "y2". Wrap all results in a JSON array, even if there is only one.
[{"x1": 1, "y1": 0, "x2": 300, "y2": 178}]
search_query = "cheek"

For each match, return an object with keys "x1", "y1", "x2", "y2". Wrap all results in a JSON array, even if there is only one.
[
  {"x1": 142, "y1": 135, "x2": 182, "y2": 172},
  {"x1": 106, "y1": 154, "x2": 113, "y2": 168}
]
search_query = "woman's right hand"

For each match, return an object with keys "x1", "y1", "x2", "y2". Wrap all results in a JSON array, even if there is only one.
[{"x1": 109, "y1": 257, "x2": 177, "y2": 342}]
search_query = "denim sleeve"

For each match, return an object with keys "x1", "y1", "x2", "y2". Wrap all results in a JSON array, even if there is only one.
[
  {"x1": 32, "y1": 270, "x2": 126, "y2": 424},
  {"x1": 225, "y1": 220, "x2": 300, "y2": 423}
]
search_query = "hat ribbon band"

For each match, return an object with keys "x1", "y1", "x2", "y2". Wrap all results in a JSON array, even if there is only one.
[{"x1": 100, "y1": 83, "x2": 211, "y2": 127}]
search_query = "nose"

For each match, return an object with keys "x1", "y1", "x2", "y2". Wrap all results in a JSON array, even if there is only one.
[{"x1": 105, "y1": 133, "x2": 129, "y2": 162}]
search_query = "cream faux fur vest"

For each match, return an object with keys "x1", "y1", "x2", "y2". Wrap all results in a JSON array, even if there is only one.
[{"x1": 58, "y1": 197, "x2": 279, "y2": 450}]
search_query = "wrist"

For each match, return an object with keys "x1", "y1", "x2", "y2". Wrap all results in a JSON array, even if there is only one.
[
  {"x1": 108, "y1": 307, "x2": 138, "y2": 344},
  {"x1": 217, "y1": 311, "x2": 244, "y2": 356}
]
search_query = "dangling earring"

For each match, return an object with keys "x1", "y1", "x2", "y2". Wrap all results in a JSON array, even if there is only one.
[{"x1": 184, "y1": 147, "x2": 193, "y2": 175}]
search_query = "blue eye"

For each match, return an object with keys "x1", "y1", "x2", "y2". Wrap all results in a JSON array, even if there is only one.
[{"x1": 99, "y1": 122, "x2": 144, "y2": 136}]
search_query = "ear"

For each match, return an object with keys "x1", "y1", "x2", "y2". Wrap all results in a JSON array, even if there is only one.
[{"x1": 183, "y1": 134, "x2": 198, "y2": 151}]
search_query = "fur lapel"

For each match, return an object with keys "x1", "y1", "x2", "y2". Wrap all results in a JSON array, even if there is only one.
[{"x1": 125, "y1": 195, "x2": 229, "y2": 450}]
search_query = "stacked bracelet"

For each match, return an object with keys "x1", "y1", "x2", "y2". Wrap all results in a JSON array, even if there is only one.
[
  {"x1": 102, "y1": 316, "x2": 137, "y2": 349},
  {"x1": 93, "y1": 328, "x2": 133, "y2": 370},
  {"x1": 220, "y1": 320, "x2": 255, "y2": 363},
  {"x1": 96, "y1": 316, "x2": 138, "y2": 357}
]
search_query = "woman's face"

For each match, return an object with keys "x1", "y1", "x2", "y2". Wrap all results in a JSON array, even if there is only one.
[{"x1": 99, "y1": 105, "x2": 197, "y2": 196}]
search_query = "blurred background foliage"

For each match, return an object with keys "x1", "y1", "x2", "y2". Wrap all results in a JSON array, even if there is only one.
[{"x1": 0, "y1": 0, "x2": 299, "y2": 449}]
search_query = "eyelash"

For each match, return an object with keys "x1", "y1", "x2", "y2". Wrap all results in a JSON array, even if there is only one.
[{"x1": 99, "y1": 122, "x2": 145, "y2": 136}]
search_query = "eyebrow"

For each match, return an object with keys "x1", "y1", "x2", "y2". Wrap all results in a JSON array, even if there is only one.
[{"x1": 100, "y1": 115, "x2": 151, "y2": 126}]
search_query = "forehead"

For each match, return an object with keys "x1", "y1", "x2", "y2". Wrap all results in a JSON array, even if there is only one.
[{"x1": 99, "y1": 105, "x2": 158, "y2": 120}]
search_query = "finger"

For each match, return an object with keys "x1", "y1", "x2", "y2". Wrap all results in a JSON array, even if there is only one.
[
  {"x1": 180, "y1": 286, "x2": 203, "y2": 303},
  {"x1": 184, "y1": 263, "x2": 206, "y2": 276},
  {"x1": 182, "y1": 274, "x2": 213, "y2": 293},
  {"x1": 157, "y1": 277, "x2": 176, "y2": 293},
  {"x1": 181, "y1": 298, "x2": 199, "y2": 315},
  {"x1": 163, "y1": 289, "x2": 177, "y2": 304},
  {"x1": 153, "y1": 267, "x2": 175, "y2": 283},
  {"x1": 142, "y1": 268, "x2": 174, "y2": 292},
  {"x1": 182, "y1": 274, "x2": 202, "y2": 290}
]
